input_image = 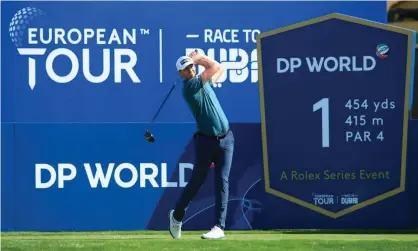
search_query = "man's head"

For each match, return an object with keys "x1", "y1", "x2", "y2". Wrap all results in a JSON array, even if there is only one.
[{"x1": 176, "y1": 55, "x2": 196, "y2": 80}]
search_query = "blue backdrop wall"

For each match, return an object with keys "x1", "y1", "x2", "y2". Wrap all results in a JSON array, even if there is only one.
[{"x1": 2, "y1": 1, "x2": 417, "y2": 231}]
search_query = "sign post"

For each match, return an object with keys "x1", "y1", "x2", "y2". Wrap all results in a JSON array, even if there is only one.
[{"x1": 256, "y1": 13, "x2": 416, "y2": 218}]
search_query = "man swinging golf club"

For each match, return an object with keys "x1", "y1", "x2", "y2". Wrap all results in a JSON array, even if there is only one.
[{"x1": 169, "y1": 50, "x2": 234, "y2": 240}]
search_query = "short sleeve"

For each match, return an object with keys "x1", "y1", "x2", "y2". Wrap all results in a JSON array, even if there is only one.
[{"x1": 184, "y1": 74, "x2": 204, "y2": 94}]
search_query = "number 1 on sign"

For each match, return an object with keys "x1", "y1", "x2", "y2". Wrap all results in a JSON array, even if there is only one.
[{"x1": 313, "y1": 98, "x2": 330, "y2": 148}]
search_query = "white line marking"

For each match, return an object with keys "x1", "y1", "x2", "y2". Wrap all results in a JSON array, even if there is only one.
[
  {"x1": 183, "y1": 178, "x2": 262, "y2": 227},
  {"x1": 241, "y1": 178, "x2": 262, "y2": 229},
  {"x1": 186, "y1": 34, "x2": 199, "y2": 38},
  {"x1": 159, "y1": 29, "x2": 163, "y2": 83}
]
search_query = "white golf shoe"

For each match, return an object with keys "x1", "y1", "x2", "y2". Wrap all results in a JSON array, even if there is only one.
[
  {"x1": 201, "y1": 226, "x2": 225, "y2": 240},
  {"x1": 168, "y1": 209, "x2": 182, "y2": 239}
]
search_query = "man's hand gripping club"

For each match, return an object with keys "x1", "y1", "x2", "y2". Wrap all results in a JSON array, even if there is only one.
[{"x1": 189, "y1": 50, "x2": 224, "y2": 84}]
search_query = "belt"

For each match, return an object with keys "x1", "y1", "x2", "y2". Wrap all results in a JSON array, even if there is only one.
[{"x1": 196, "y1": 129, "x2": 230, "y2": 140}]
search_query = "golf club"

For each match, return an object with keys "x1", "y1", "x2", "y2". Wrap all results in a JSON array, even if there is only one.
[
  {"x1": 145, "y1": 49, "x2": 198, "y2": 143},
  {"x1": 144, "y1": 76, "x2": 181, "y2": 143}
]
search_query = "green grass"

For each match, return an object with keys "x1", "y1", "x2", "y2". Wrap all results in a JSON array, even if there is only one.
[{"x1": 2, "y1": 230, "x2": 418, "y2": 251}]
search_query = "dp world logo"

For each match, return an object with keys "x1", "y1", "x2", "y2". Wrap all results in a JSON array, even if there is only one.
[{"x1": 376, "y1": 43, "x2": 389, "y2": 59}]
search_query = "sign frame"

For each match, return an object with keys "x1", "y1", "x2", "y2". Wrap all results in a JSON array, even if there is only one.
[{"x1": 256, "y1": 13, "x2": 416, "y2": 219}]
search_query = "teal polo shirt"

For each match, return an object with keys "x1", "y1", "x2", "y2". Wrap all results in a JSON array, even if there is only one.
[{"x1": 183, "y1": 74, "x2": 230, "y2": 137}]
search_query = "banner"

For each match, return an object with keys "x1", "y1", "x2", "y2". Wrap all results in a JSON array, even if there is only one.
[
  {"x1": 2, "y1": 1, "x2": 386, "y2": 123},
  {"x1": 4, "y1": 1, "x2": 418, "y2": 232}
]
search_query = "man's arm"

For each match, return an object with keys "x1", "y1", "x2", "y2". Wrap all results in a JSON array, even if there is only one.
[
  {"x1": 190, "y1": 51, "x2": 221, "y2": 84},
  {"x1": 210, "y1": 64, "x2": 225, "y2": 84}
]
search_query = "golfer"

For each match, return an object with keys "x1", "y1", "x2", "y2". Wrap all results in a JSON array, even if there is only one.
[{"x1": 169, "y1": 50, "x2": 234, "y2": 240}]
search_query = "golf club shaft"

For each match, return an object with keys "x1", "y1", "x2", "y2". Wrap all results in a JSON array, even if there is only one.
[
  {"x1": 149, "y1": 77, "x2": 180, "y2": 126},
  {"x1": 148, "y1": 50, "x2": 196, "y2": 128}
]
